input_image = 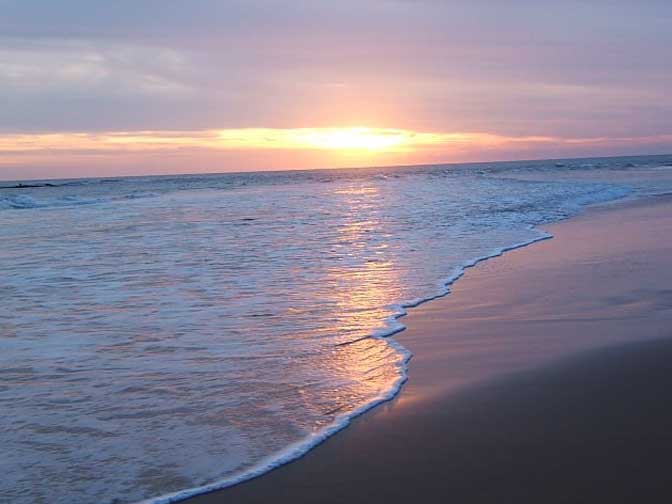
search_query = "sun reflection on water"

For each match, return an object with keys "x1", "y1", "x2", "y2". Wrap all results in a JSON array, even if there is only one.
[{"x1": 294, "y1": 183, "x2": 408, "y2": 424}]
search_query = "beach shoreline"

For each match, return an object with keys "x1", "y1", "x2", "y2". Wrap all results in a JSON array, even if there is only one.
[{"x1": 184, "y1": 194, "x2": 672, "y2": 503}]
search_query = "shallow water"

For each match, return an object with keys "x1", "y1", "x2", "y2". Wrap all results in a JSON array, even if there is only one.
[{"x1": 1, "y1": 155, "x2": 671, "y2": 503}]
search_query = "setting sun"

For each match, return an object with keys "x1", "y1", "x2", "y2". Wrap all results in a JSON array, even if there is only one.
[
  {"x1": 295, "y1": 127, "x2": 410, "y2": 151},
  {"x1": 213, "y1": 127, "x2": 447, "y2": 153}
]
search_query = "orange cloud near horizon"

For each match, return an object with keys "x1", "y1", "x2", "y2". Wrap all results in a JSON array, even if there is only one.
[
  {"x1": 1, "y1": 127, "x2": 671, "y2": 180},
  {"x1": 0, "y1": 127, "x2": 528, "y2": 153}
]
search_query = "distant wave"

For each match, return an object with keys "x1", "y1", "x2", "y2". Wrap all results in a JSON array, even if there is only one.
[{"x1": 0, "y1": 192, "x2": 159, "y2": 211}]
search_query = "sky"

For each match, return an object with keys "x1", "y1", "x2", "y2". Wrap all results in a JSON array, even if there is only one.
[{"x1": 1, "y1": 0, "x2": 671, "y2": 180}]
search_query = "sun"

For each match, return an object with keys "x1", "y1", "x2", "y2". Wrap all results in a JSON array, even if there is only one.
[{"x1": 292, "y1": 127, "x2": 411, "y2": 152}]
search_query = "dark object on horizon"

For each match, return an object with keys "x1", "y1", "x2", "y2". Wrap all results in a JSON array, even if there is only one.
[{"x1": 0, "y1": 182, "x2": 57, "y2": 189}]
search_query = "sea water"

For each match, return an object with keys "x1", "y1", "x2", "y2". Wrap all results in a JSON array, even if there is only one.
[{"x1": 1, "y1": 156, "x2": 671, "y2": 503}]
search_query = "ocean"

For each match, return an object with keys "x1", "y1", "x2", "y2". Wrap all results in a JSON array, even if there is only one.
[{"x1": 2, "y1": 155, "x2": 671, "y2": 503}]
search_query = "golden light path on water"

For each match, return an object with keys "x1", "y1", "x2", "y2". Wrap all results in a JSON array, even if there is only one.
[{"x1": 301, "y1": 184, "x2": 408, "y2": 424}]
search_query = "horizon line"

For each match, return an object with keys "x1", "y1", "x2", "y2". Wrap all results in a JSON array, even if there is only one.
[{"x1": 1, "y1": 152, "x2": 670, "y2": 183}]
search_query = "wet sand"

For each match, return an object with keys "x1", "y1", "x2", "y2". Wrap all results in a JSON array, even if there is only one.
[{"x1": 187, "y1": 196, "x2": 672, "y2": 503}]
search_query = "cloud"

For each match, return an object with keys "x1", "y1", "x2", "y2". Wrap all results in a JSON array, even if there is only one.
[
  {"x1": 1, "y1": 127, "x2": 671, "y2": 180},
  {"x1": 0, "y1": 38, "x2": 192, "y2": 97},
  {"x1": 0, "y1": 0, "x2": 670, "y2": 177},
  {"x1": 0, "y1": 128, "x2": 564, "y2": 156}
]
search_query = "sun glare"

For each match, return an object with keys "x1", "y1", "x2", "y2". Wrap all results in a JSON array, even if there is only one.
[
  {"x1": 0, "y1": 127, "x2": 553, "y2": 168},
  {"x1": 294, "y1": 127, "x2": 410, "y2": 152},
  {"x1": 215, "y1": 127, "x2": 425, "y2": 152}
]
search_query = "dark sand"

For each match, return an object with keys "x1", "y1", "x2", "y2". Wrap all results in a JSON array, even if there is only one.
[{"x1": 188, "y1": 196, "x2": 672, "y2": 504}]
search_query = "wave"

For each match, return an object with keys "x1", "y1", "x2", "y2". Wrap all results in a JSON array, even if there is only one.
[
  {"x1": 135, "y1": 226, "x2": 555, "y2": 504},
  {"x1": 0, "y1": 192, "x2": 159, "y2": 211},
  {"x1": 136, "y1": 184, "x2": 634, "y2": 504},
  {"x1": 0, "y1": 194, "x2": 105, "y2": 210}
]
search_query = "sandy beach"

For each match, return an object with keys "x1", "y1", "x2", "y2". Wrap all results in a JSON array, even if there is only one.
[{"x1": 187, "y1": 195, "x2": 672, "y2": 503}]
